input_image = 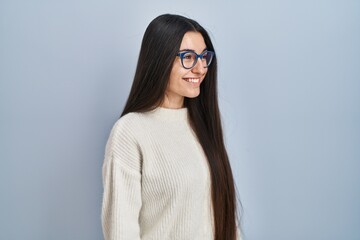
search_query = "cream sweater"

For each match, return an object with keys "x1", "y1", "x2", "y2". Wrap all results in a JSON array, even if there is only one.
[{"x1": 101, "y1": 107, "x2": 240, "y2": 239}]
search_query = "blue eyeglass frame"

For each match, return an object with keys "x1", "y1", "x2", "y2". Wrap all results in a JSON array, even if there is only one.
[{"x1": 176, "y1": 50, "x2": 215, "y2": 69}]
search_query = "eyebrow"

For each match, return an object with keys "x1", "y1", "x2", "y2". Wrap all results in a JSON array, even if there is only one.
[{"x1": 178, "y1": 47, "x2": 208, "y2": 53}]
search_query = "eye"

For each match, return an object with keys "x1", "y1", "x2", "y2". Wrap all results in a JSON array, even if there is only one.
[{"x1": 182, "y1": 52, "x2": 195, "y2": 61}]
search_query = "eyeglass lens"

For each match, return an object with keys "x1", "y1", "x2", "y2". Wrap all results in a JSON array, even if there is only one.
[{"x1": 181, "y1": 51, "x2": 214, "y2": 69}]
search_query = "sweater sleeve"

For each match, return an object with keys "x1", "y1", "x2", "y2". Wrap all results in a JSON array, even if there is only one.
[
  {"x1": 101, "y1": 119, "x2": 142, "y2": 240},
  {"x1": 236, "y1": 216, "x2": 242, "y2": 240},
  {"x1": 236, "y1": 227, "x2": 242, "y2": 240}
]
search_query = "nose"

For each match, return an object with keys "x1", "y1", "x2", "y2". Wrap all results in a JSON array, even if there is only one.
[{"x1": 191, "y1": 58, "x2": 206, "y2": 74}]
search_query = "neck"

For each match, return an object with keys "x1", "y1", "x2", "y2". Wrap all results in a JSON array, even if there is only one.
[{"x1": 161, "y1": 93, "x2": 184, "y2": 109}]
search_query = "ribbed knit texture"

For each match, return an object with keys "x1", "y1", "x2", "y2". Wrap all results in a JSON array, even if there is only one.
[{"x1": 101, "y1": 107, "x2": 240, "y2": 240}]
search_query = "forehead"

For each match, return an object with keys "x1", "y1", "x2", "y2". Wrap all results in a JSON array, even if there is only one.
[{"x1": 179, "y1": 32, "x2": 206, "y2": 53}]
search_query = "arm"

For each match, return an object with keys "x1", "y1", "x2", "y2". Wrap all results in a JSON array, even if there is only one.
[{"x1": 101, "y1": 119, "x2": 142, "y2": 240}]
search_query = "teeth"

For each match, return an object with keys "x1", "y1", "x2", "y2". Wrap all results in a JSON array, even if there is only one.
[{"x1": 184, "y1": 78, "x2": 199, "y2": 83}]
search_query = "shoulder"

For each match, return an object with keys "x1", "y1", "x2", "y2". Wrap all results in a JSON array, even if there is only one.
[
  {"x1": 112, "y1": 112, "x2": 142, "y2": 131},
  {"x1": 104, "y1": 113, "x2": 145, "y2": 172},
  {"x1": 108, "y1": 111, "x2": 157, "y2": 144},
  {"x1": 105, "y1": 112, "x2": 145, "y2": 158},
  {"x1": 107, "y1": 110, "x2": 163, "y2": 150},
  {"x1": 109, "y1": 112, "x2": 145, "y2": 141}
]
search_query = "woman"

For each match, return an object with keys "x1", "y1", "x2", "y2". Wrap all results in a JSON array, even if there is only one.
[{"x1": 102, "y1": 14, "x2": 241, "y2": 240}]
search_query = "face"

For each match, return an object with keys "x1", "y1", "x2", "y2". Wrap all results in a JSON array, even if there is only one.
[{"x1": 163, "y1": 31, "x2": 208, "y2": 108}]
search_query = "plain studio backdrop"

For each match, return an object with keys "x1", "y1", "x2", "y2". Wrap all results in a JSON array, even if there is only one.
[{"x1": 0, "y1": 0, "x2": 359, "y2": 239}]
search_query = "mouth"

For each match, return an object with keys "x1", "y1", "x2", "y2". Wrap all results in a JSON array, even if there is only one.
[{"x1": 183, "y1": 78, "x2": 200, "y2": 83}]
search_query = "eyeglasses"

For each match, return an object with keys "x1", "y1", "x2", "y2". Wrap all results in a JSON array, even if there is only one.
[{"x1": 176, "y1": 50, "x2": 215, "y2": 69}]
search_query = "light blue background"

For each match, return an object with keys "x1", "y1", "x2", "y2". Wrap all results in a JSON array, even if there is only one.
[{"x1": 1, "y1": 1, "x2": 359, "y2": 239}]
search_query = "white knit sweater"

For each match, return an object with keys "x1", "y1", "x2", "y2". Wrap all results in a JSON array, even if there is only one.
[{"x1": 101, "y1": 107, "x2": 240, "y2": 239}]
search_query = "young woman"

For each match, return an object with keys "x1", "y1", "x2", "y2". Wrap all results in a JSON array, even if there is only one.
[{"x1": 102, "y1": 14, "x2": 241, "y2": 240}]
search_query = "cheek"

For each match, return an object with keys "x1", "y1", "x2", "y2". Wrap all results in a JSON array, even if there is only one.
[
  {"x1": 169, "y1": 67, "x2": 189, "y2": 84},
  {"x1": 203, "y1": 69, "x2": 208, "y2": 78}
]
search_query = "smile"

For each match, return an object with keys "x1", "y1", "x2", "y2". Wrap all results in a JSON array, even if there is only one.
[{"x1": 183, "y1": 78, "x2": 200, "y2": 83}]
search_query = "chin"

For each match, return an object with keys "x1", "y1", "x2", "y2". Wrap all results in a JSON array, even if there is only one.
[{"x1": 185, "y1": 91, "x2": 201, "y2": 98}]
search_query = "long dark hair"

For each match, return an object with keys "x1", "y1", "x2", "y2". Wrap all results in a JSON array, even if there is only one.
[{"x1": 122, "y1": 14, "x2": 240, "y2": 240}]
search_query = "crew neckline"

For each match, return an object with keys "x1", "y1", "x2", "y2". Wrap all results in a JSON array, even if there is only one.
[{"x1": 148, "y1": 107, "x2": 188, "y2": 122}]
